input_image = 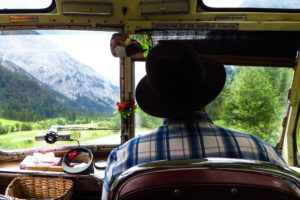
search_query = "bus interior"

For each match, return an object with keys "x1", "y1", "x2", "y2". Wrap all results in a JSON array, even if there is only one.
[{"x1": 0, "y1": 0, "x2": 300, "y2": 199}]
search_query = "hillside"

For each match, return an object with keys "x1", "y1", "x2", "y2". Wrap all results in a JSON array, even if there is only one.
[{"x1": 0, "y1": 64, "x2": 69, "y2": 121}]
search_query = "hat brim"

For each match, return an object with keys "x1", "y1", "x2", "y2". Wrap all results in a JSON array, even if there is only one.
[{"x1": 136, "y1": 56, "x2": 226, "y2": 118}]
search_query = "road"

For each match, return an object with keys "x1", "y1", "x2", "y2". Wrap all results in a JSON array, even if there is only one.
[
  {"x1": 82, "y1": 134, "x2": 121, "y2": 145},
  {"x1": 82, "y1": 130, "x2": 151, "y2": 145}
]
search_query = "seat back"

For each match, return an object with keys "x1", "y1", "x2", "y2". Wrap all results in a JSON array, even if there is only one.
[{"x1": 109, "y1": 158, "x2": 300, "y2": 200}]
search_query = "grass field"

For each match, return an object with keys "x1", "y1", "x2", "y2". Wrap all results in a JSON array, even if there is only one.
[
  {"x1": 0, "y1": 118, "x2": 121, "y2": 150},
  {"x1": 0, "y1": 118, "x2": 21, "y2": 126}
]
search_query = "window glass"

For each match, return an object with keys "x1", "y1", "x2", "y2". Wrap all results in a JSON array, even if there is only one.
[
  {"x1": 0, "y1": 0, "x2": 53, "y2": 9},
  {"x1": 0, "y1": 30, "x2": 121, "y2": 150},
  {"x1": 202, "y1": 0, "x2": 300, "y2": 9},
  {"x1": 207, "y1": 66, "x2": 293, "y2": 146},
  {"x1": 135, "y1": 62, "x2": 164, "y2": 136},
  {"x1": 135, "y1": 62, "x2": 293, "y2": 147}
]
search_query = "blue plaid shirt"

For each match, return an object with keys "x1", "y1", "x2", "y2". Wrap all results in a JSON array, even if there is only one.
[{"x1": 101, "y1": 111, "x2": 286, "y2": 200}]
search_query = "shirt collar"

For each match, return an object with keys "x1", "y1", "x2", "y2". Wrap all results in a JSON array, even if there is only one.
[{"x1": 163, "y1": 111, "x2": 213, "y2": 125}]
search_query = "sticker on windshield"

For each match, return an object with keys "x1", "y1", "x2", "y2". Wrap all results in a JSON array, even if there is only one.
[
  {"x1": 215, "y1": 15, "x2": 247, "y2": 21},
  {"x1": 9, "y1": 16, "x2": 38, "y2": 22},
  {"x1": 152, "y1": 23, "x2": 239, "y2": 30}
]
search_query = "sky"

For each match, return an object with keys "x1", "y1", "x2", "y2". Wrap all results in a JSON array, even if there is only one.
[
  {"x1": 202, "y1": 0, "x2": 243, "y2": 7},
  {"x1": 41, "y1": 31, "x2": 123, "y2": 85}
]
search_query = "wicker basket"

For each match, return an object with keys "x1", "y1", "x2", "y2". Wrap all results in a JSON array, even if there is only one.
[{"x1": 5, "y1": 176, "x2": 73, "y2": 200}]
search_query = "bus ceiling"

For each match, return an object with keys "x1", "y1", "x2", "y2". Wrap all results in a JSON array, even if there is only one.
[{"x1": 0, "y1": 0, "x2": 300, "y2": 31}]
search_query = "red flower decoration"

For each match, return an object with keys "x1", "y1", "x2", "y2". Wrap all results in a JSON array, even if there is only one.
[{"x1": 115, "y1": 99, "x2": 138, "y2": 119}]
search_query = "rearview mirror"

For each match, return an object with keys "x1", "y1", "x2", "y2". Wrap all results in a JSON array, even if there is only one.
[{"x1": 110, "y1": 33, "x2": 152, "y2": 58}]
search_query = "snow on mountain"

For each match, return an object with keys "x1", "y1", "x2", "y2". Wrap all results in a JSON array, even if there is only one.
[{"x1": 0, "y1": 31, "x2": 119, "y2": 112}]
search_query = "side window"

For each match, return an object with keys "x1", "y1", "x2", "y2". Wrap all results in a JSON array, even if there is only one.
[
  {"x1": 135, "y1": 61, "x2": 293, "y2": 147},
  {"x1": 207, "y1": 66, "x2": 293, "y2": 146},
  {"x1": 0, "y1": 0, "x2": 54, "y2": 10}
]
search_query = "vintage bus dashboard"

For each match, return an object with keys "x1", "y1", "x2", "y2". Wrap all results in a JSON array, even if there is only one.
[{"x1": 0, "y1": 0, "x2": 300, "y2": 199}]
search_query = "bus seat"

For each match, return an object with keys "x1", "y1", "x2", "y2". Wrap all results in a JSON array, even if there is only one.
[{"x1": 108, "y1": 158, "x2": 300, "y2": 200}]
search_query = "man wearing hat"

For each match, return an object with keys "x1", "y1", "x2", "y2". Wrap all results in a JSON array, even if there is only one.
[{"x1": 102, "y1": 41, "x2": 286, "y2": 200}]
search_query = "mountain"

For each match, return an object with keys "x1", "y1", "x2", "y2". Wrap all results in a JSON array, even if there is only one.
[
  {"x1": 0, "y1": 31, "x2": 119, "y2": 114},
  {"x1": 0, "y1": 64, "x2": 68, "y2": 121}
]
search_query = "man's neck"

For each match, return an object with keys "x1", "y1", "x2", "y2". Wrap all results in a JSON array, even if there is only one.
[{"x1": 164, "y1": 110, "x2": 212, "y2": 124}]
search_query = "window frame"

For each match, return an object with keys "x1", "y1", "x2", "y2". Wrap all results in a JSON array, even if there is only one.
[{"x1": 198, "y1": 0, "x2": 300, "y2": 13}]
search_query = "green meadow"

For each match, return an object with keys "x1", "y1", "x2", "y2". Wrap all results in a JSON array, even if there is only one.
[{"x1": 0, "y1": 117, "x2": 120, "y2": 150}]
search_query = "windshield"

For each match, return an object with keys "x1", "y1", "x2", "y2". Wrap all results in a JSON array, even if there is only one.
[
  {"x1": 0, "y1": 0, "x2": 53, "y2": 9},
  {"x1": 202, "y1": 0, "x2": 300, "y2": 9},
  {"x1": 0, "y1": 30, "x2": 121, "y2": 150},
  {"x1": 135, "y1": 62, "x2": 293, "y2": 146}
]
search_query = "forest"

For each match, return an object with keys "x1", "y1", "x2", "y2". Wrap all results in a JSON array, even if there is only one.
[{"x1": 207, "y1": 66, "x2": 292, "y2": 145}]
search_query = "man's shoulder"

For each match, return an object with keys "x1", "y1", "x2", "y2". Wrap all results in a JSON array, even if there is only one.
[
  {"x1": 135, "y1": 128, "x2": 160, "y2": 137},
  {"x1": 215, "y1": 125, "x2": 253, "y2": 137},
  {"x1": 215, "y1": 126, "x2": 272, "y2": 145}
]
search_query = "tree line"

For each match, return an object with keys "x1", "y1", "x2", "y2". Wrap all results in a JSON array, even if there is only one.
[{"x1": 0, "y1": 113, "x2": 119, "y2": 135}]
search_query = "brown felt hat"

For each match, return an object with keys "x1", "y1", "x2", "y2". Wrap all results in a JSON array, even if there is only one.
[{"x1": 136, "y1": 41, "x2": 226, "y2": 118}]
